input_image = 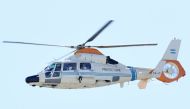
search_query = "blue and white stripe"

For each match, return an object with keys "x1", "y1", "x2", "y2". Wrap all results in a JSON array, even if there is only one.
[
  {"x1": 170, "y1": 49, "x2": 176, "y2": 54},
  {"x1": 129, "y1": 67, "x2": 137, "y2": 81}
]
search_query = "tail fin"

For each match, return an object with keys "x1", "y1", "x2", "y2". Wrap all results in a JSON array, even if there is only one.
[
  {"x1": 162, "y1": 38, "x2": 181, "y2": 60},
  {"x1": 153, "y1": 38, "x2": 185, "y2": 83}
]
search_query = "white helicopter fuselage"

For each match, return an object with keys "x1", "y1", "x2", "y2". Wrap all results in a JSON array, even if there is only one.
[{"x1": 29, "y1": 52, "x2": 153, "y2": 89}]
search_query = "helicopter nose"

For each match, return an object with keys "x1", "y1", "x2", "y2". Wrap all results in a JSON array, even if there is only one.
[{"x1": 25, "y1": 75, "x2": 39, "y2": 84}]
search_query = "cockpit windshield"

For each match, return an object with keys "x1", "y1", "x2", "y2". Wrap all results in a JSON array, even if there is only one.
[{"x1": 45, "y1": 63, "x2": 56, "y2": 71}]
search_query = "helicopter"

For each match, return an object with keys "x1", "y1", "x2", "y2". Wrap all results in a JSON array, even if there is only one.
[{"x1": 3, "y1": 20, "x2": 185, "y2": 89}]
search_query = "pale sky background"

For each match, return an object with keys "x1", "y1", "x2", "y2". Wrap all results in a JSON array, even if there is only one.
[{"x1": 0, "y1": 0, "x2": 190, "y2": 109}]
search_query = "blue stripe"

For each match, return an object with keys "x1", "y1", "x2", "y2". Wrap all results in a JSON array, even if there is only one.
[
  {"x1": 170, "y1": 49, "x2": 176, "y2": 54},
  {"x1": 170, "y1": 51, "x2": 176, "y2": 54},
  {"x1": 129, "y1": 67, "x2": 137, "y2": 81},
  {"x1": 170, "y1": 49, "x2": 176, "y2": 52}
]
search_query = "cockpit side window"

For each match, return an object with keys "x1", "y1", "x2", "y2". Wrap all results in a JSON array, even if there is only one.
[
  {"x1": 45, "y1": 72, "x2": 51, "y2": 78},
  {"x1": 52, "y1": 72, "x2": 60, "y2": 77},
  {"x1": 63, "y1": 63, "x2": 77, "y2": 71},
  {"x1": 45, "y1": 63, "x2": 56, "y2": 71},
  {"x1": 52, "y1": 63, "x2": 62, "y2": 77},
  {"x1": 80, "y1": 63, "x2": 91, "y2": 70},
  {"x1": 45, "y1": 63, "x2": 62, "y2": 78},
  {"x1": 55, "y1": 63, "x2": 62, "y2": 71},
  {"x1": 45, "y1": 63, "x2": 56, "y2": 78}
]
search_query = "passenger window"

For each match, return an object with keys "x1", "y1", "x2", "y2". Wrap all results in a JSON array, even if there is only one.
[
  {"x1": 55, "y1": 63, "x2": 62, "y2": 71},
  {"x1": 63, "y1": 63, "x2": 77, "y2": 71},
  {"x1": 80, "y1": 63, "x2": 91, "y2": 70}
]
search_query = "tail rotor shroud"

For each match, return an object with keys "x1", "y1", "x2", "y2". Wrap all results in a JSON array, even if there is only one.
[{"x1": 157, "y1": 60, "x2": 185, "y2": 83}]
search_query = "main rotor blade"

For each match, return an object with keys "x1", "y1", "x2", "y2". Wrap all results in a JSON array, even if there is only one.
[
  {"x1": 3, "y1": 41, "x2": 75, "y2": 48},
  {"x1": 87, "y1": 43, "x2": 158, "y2": 48},
  {"x1": 83, "y1": 20, "x2": 114, "y2": 45}
]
